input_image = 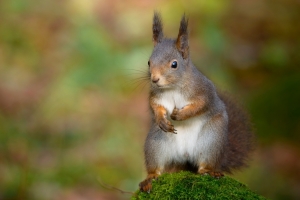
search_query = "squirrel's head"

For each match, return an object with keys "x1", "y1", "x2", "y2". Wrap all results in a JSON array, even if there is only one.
[{"x1": 148, "y1": 12, "x2": 189, "y2": 89}]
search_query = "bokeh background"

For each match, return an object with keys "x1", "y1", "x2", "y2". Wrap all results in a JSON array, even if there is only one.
[{"x1": 0, "y1": 0, "x2": 300, "y2": 199}]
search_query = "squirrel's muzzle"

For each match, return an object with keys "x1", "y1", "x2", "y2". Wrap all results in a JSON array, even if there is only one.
[
  {"x1": 152, "y1": 77, "x2": 160, "y2": 83},
  {"x1": 151, "y1": 72, "x2": 161, "y2": 84}
]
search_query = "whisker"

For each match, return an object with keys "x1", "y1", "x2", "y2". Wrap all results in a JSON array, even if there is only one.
[
  {"x1": 130, "y1": 80, "x2": 149, "y2": 87},
  {"x1": 132, "y1": 77, "x2": 150, "y2": 83},
  {"x1": 131, "y1": 79, "x2": 150, "y2": 92},
  {"x1": 124, "y1": 73, "x2": 150, "y2": 93},
  {"x1": 123, "y1": 66, "x2": 151, "y2": 92},
  {"x1": 126, "y1": 68, "x2": 148, "y2": 72},
  {"x1": 125, "y1": 77, "x2": 148, "y2": 86},
  {"x1": 126, "y1": 68, "x2": 149, "y2": 74}
]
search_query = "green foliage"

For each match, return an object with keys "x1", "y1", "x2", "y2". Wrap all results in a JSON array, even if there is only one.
[{"x1": 132, "y1": 171, "x2": 266, "y2": 200}]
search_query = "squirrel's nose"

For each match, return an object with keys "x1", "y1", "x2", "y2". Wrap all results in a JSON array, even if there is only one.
[{"x1": 152, "y1": 77, "x2": 160, "y2": 83}]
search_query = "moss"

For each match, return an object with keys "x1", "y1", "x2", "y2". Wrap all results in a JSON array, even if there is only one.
[{"x1": 132, "y1": 171, "x2": 266, "y2": 200}]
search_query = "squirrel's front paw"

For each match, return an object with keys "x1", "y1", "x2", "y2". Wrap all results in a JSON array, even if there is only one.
[
  {"x1": 171, "y1": 108, "x2": 184, "y2": 121},
  {"x1": 158, "y1": 118, "x2": 177, "y2": 134}
]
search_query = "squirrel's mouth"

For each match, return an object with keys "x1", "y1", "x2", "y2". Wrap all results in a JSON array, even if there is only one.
[
  {"x1": 154, "y1": 83, "x2": 171, "y2": 89},
  {"x1": 151, "y1": 77, "x2": 172, "y2": 88}
]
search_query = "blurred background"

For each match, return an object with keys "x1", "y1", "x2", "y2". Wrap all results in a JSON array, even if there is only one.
[{"x1": 0, "y1": 0, "x2": 299, "y2": 199}]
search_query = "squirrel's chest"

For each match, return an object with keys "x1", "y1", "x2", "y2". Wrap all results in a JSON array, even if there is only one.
[
  {"x1": 155, "y1": 90, "x2": 188, "y2": 114},
  {"x1": 155, "y1": 90, "x2": 208, "y2": 161}
]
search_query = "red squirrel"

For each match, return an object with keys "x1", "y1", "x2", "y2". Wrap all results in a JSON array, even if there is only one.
[{"x1": 139, "y1": 12, "x2": 254, "y2": 192}]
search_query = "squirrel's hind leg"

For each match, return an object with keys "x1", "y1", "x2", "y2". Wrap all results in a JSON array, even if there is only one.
[
  {"x1": 196, "y1": 113, "x2": 228, "y2": 178},
  {"x1": 140, "y1": 125, "x2": 168, "y2": 192}
]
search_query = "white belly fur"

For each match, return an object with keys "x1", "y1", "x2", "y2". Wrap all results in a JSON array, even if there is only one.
[{"x1": 155, "y1": 90, "x2": 213, "y2": 164}]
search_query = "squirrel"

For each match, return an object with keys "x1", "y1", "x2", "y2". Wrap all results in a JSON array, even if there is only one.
[{"x1": 139, "y1": 12, "x2": 254, "y2": 193}]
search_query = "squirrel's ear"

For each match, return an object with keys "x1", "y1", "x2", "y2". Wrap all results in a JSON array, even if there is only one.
[
  {"x1": 176, "y1": 14, "x2": 189, "y2": 59},
  {"x1": 153, "y1": 12, "x2": 164, "y2": 46}
]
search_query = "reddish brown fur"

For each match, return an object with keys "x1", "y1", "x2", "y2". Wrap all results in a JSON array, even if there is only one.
[
  {"x1": 139, "y1": 169, "x2": 161, "y2": 192},
  {"x1": 150, "y1": 102, "x2": 176, "y2": 133},
  {"x1": 170, "y1": 99, "x2": 207, "y2": 121},
  {"x1": 198, "y1": 162, "x2": 224, "y2": 178}
]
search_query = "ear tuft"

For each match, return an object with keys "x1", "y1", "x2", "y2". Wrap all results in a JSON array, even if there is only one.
[
  {"x1": 176, "y1": 14, "x2": 189, "y2": 59},
  {"x1": 153, "y1": 11, "x2": 164, "y2": 46}
]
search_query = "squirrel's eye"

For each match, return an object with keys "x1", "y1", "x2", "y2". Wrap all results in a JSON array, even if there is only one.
[
  {"x1": 171, "y1": 61, "x2": 177, "y2": 69},
  {"x1": 148, "y1": 61, "x2": 150, "y2": 67}
]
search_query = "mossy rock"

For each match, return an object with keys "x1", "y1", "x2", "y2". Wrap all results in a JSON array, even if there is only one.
[{"x1": 132, "y1": 171, "x2": 266, "y2": 200}]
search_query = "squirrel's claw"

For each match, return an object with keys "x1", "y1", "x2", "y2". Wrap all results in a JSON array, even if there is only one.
[
  {"x1": 159, "y1": 119, "x2": 176, "y2": 134},
  {"x1": 199, "y1": 169, "x2": 224, "y2": 179}
]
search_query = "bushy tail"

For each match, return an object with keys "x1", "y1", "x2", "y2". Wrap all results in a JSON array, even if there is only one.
[{"x1": 219, "y1": 93, "x2": 255, "y2": 173}]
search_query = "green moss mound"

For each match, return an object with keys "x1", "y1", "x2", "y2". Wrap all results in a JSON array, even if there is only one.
[{"x1": 132, "y1": 171, "x2": 266, "y2": 200}]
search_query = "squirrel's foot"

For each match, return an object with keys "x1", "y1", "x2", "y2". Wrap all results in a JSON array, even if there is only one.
[
  {"x1": 198, "y1": 164, "x2": 224, "y2": 179},
  {"x1": 209, "y1": 171, "x2": 224, "y2": 178},
  {"x1": 199, "y1": 170, "x2": 224, "y2": 179},
  {"x1": 139, "y1": 173, "x2": 160, "y2": 193},
  {"x1": 158, "y1": 118, "x2": 177, "y2": 134}
]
